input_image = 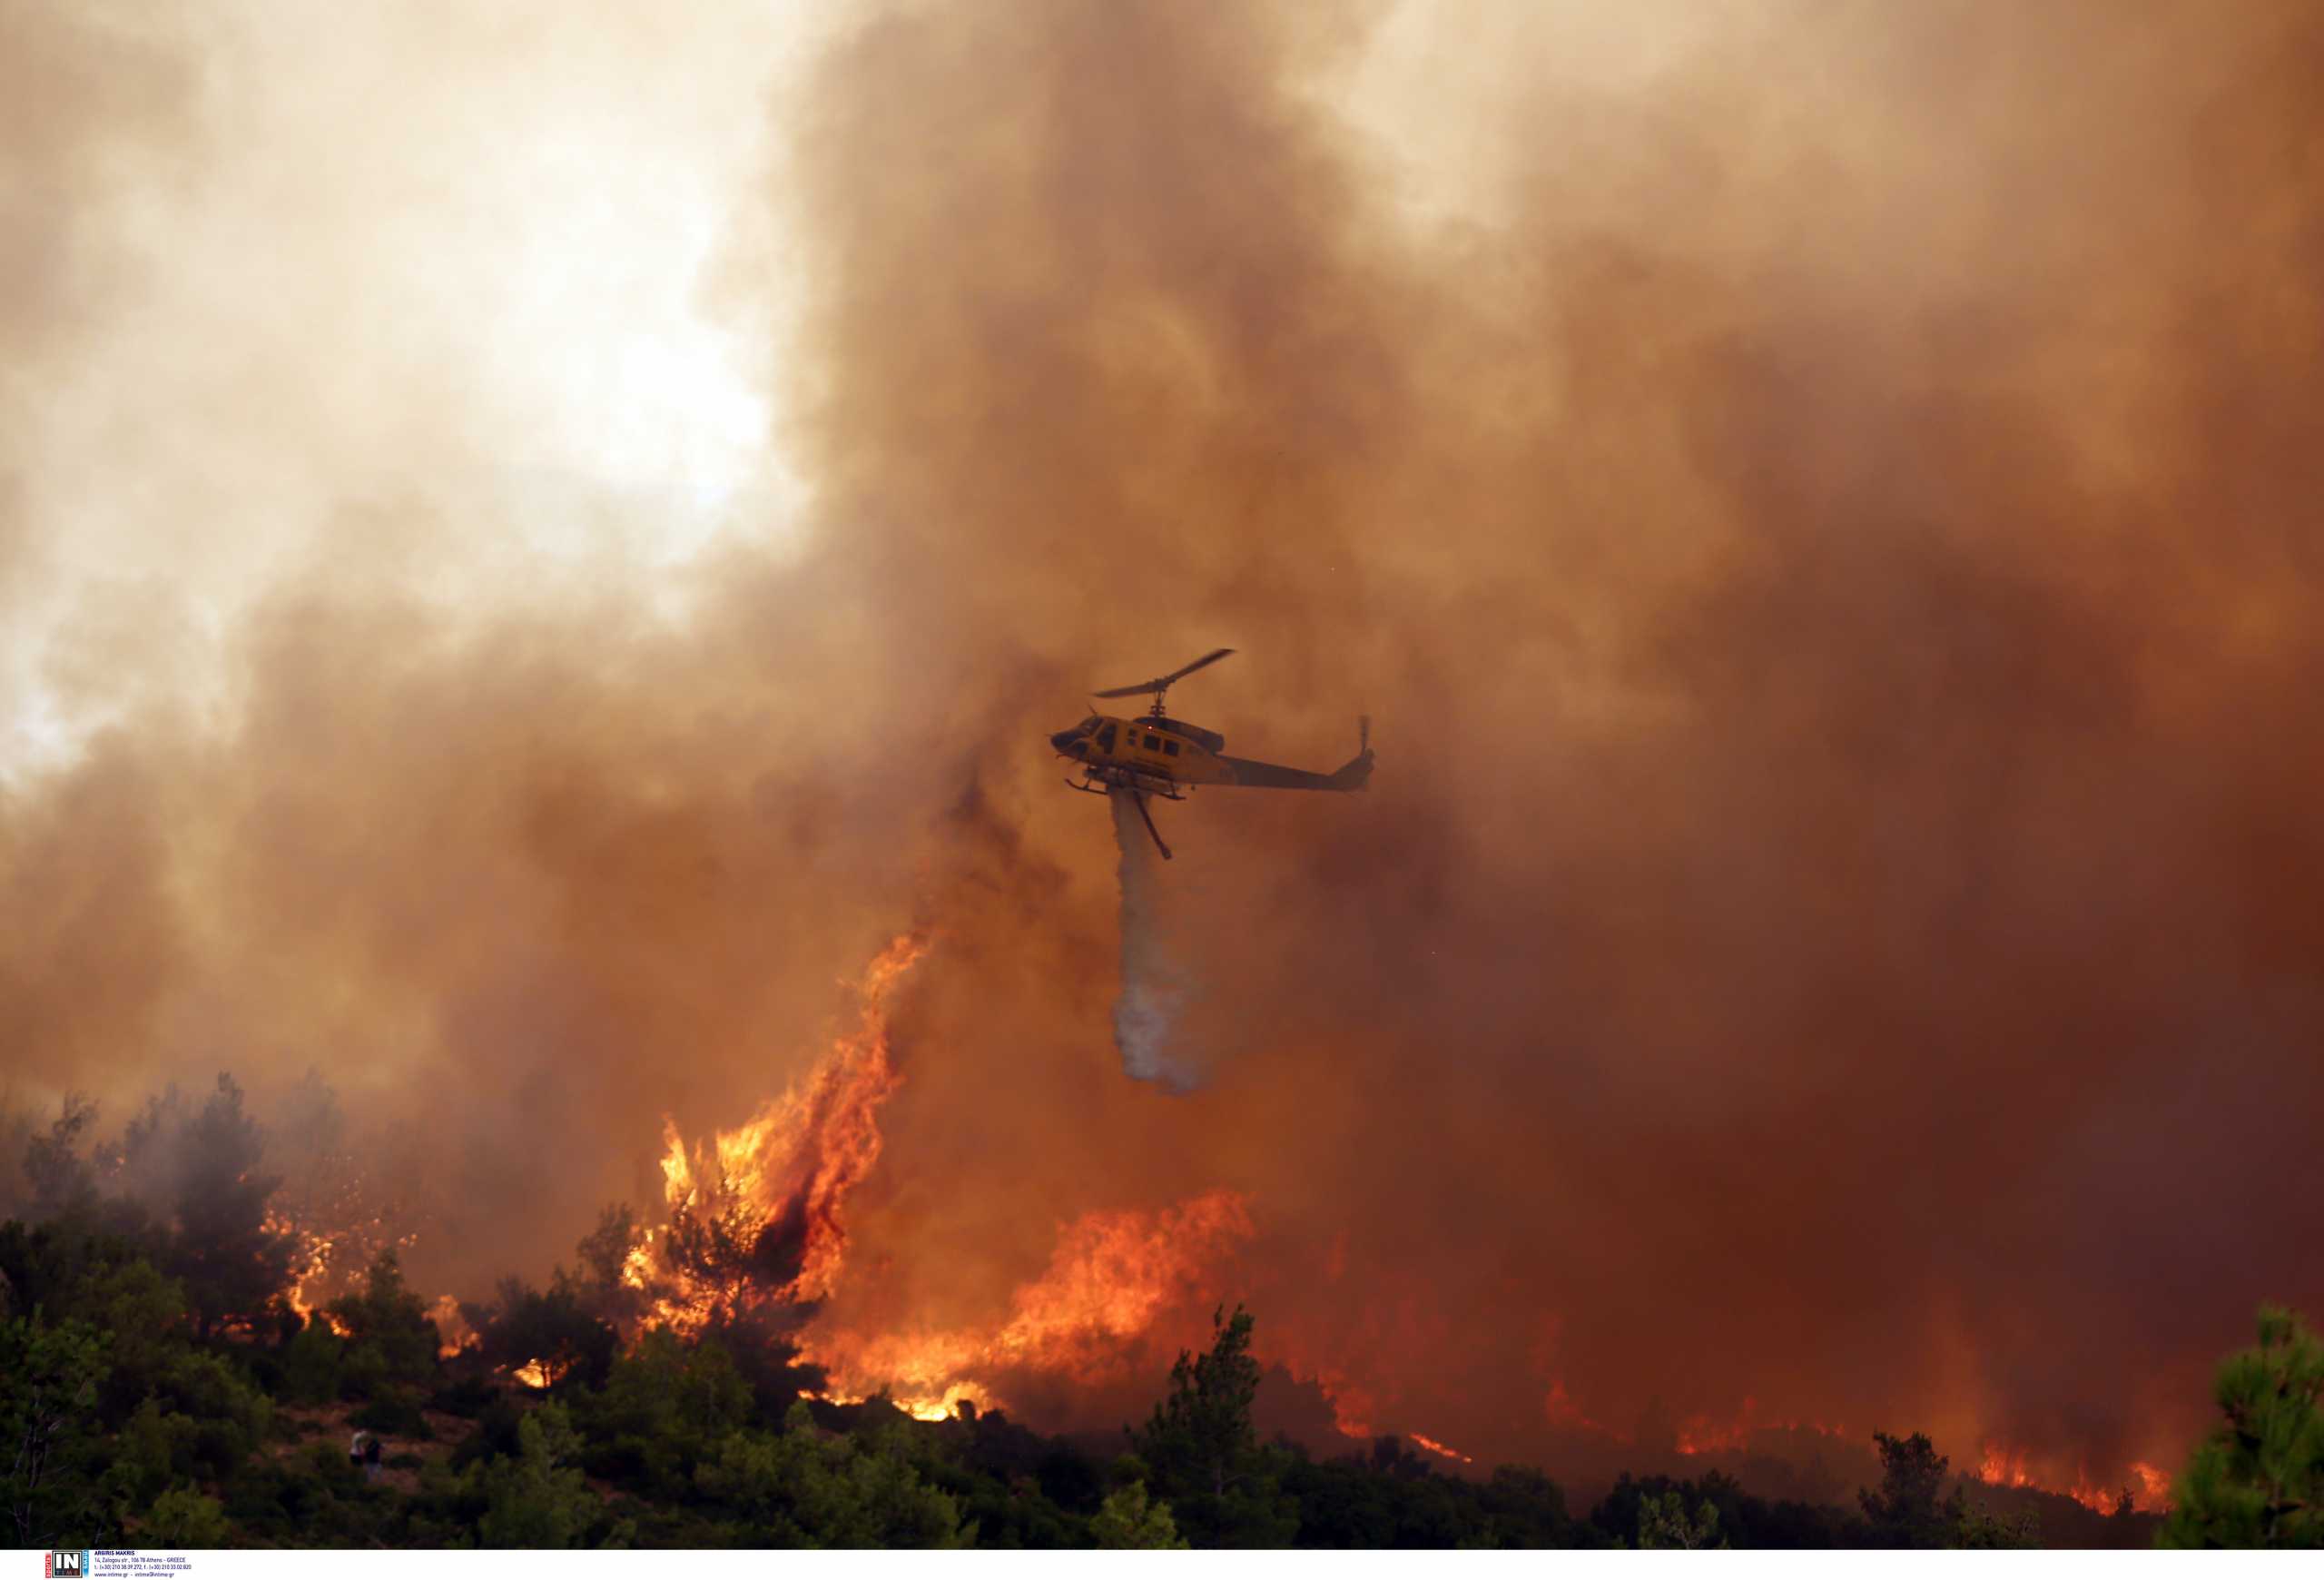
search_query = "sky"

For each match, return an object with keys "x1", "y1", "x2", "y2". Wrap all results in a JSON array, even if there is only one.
[{"x1": 5, "y1": 0, "x2": 2320, "y2": 1494}]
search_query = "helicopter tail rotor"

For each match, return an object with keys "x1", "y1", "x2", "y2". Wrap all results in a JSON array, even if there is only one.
[{"x1": 1325, "y1": 715, "x2": 1375, "y2": 791}]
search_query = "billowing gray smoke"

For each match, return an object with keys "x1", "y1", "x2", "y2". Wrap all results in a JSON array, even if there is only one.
[{"x1": 1108, "y1": 790, "x2": 1199, "y2": 1091}]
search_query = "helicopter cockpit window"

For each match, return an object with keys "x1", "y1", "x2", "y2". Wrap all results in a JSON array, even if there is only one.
[
  {"x1": 1163, "y1": 740, "x2": 1179, "y2": 755},
  {"x1": 1097, "y1": 725, "x2": 1117, "y2": 752},
  {"x1": 1077, "y1": 716, "x2": 1100, "y2": 735}
]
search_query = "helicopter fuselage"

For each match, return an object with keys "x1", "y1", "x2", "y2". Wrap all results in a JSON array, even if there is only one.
[
  {"x1": 1049, "y1": 711, "x2": 1372, "y2": 795},
  {"x1": 1051, "y1": 713, "x2": 1235, "y2": 793}
]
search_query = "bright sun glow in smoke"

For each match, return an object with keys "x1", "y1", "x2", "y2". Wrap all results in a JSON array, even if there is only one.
[
  {"x1": 0, "y1": 2, "x2": 824, "y2": 780},
  {"x1": 478, "y1": 151, "x2": 781, "y2": 560}
]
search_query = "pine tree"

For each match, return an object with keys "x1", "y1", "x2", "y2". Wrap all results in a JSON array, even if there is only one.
[
  {"x1": 22, "y1": 1096, "x2": 100, "y2": 1221},
  {"x1": 1135, "y1": 1305, "x2": 1263, "y2": 1500},
  {"x1": 163, "y1": 1075, "x2": 292, "y2": 1337},
  {"x1": 1858, "y1": 1431, "x2": 1953, "y2": 1548},
  {"x1": 328, "y1": 1248, "x2": 442, "y2": 1406},
  {"x1": 1130, "y1": 1305, "x2": 1296, "y2": 1545},
  {"x1": 2161, "y1": 1305, "x2": 2323, "y2": 1548}
]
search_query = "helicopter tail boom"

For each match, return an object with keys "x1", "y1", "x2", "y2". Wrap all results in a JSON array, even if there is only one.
[{"x1": 1218, "y1": 716, "x2": 1374, "y2": 792}]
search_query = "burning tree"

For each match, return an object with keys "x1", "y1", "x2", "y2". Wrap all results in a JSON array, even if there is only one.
[
  {"x1": 623, "y1": 932, "x2": 929, "y2": 1338},
  {"x1": 475, "y1": 1273, "x2": 619, "y2": 1394}
]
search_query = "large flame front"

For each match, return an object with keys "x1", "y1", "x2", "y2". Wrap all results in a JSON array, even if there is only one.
[
  {"x1": 805, "y1": 1190, "x2": 1256, "y2": 1417},
  {"x1": 606, "y1": 929, "x2": 1266, "y2": 1427}
]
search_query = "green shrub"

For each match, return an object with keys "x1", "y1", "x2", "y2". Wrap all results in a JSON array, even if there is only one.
[
  {"x1": 281, "y1": 1320, "x2": 343, "y2": 1406},
  {"x1": 141, "y1": 1487, "x2": 230, "y2": 1548}
]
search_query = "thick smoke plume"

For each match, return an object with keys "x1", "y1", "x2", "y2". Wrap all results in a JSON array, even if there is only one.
[
  {"x1": 1107, "y1": 790, "x2": 1198, "y2": 1091},
  {"x1": 5, "y1": 0, "x2": 2323, "y2": 1497}
]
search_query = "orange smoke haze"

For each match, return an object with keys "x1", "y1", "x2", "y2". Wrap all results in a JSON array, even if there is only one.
[{"x1": 5, "y1": 0, "x2": 2323, "y2": 1500}]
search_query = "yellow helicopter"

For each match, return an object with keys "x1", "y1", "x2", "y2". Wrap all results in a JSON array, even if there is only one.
[{"x1": 1050, "y1": 647, "x2": 1374, "y2": 859}]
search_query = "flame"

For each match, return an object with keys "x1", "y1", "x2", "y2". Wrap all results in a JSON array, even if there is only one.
[
  {"x1": 265, "y1": 1210, "x2": 335, "y2": 1323},
  {"x1": 820, "y1": 1381, "x2": 990, "y2": 1423},
  {"x1": 1270, "y1": 1294, "x2": 1482, "y2": 1448},
  {"x1": 1976, "y1": 1442, "x2": 2034, "y2": 1488},
  {"x1": 511, "y1": 1360, "x2": 551, "y2": 1389},
  {"x1": 1675, "y1": 1398, "x2": 1850, "y2": 1456},
  {"x1": 1542, "y1": 1378, "x2": 1608, "y2": 1435},
  {"x1": 1410, "y1": 1432, "x2": 1473, "y2": 1465},
  {"x1": 1308, "y1": 1374, "x2": 1377, "y2": 1441},
  {"x1": 608, "y1": 936, "x2": 1280, "y2": 1437},
  {"x1": 1974, "y1": 1440, "x2": 2174, "y2": 1513},
  {"x1": 428, "y1": 1293, "x2": 475, "y2": 1358},
  {"x1": 2129, "y1": 1461, "x2": 2172, "y2": 1509},
  {"x1": 262, "y1": 1190, "x2": 421, "y2": 1331},
  {"x1": 1263, "y1": 1333, "x2": 1378, "y2": 1441},
  {"x1": 807, "y1": 1190, "x2": 1256, "y2": 1414},
  {"x1": 624, "y1": 932, "x2": 929, "y2": 1334}
]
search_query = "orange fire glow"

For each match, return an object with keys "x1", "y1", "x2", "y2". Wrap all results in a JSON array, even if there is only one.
[
  {"x1": 806, "y1": 1190, "x2": 1256, "y2": 1417},
  {"x1": 606, "y1": 930, "x2": 1271, "y2": 1430},
  {"x1": 1410, "y1": 1432, "x2": 1474, "y2": 1465},
  {"x1": 623, "y1": 932, "x2": 929, "y2": 1334},
  {"x1": 428, "y1": 1293, "x2": 475, "y2": 1358},
  {"x1": 603, "y1": 932, "x2": 1275, "y2": 1429},
  {"x1": 265, "y1": 1210, "x2": 335, "y2": 1325},
  {"x1": 1974, "y1": 1440, "x2": 2174, "y2": 1514},
  {"x1": 2129, "y1": 1462, "x2": 2173, "y2": 1510},
  {"x1": 1675, "y1": 1399, "x2": 1850, "y2": 1457},
  {"x1": 1264, "y1": 1329, "x2": 1379, "y2": 1442},
  {"x1": 1976, "y1": 1442, "x2": 2034, "y2": 1489},
  {"x1": 1541, "y1": 1378, "x2": 1610, "y2": 1437},
  {"x1": 263, "y1": 1194, "x2": 420, "y2": 1336},
  {"x1": 260, "y1": 924, "x2": 2201, "y2": 1497}
]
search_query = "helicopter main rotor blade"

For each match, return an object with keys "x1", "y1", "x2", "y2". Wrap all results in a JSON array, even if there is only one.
[{"x1": 1092, "y1": 647, "x2": 1235, "y2": 698}]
